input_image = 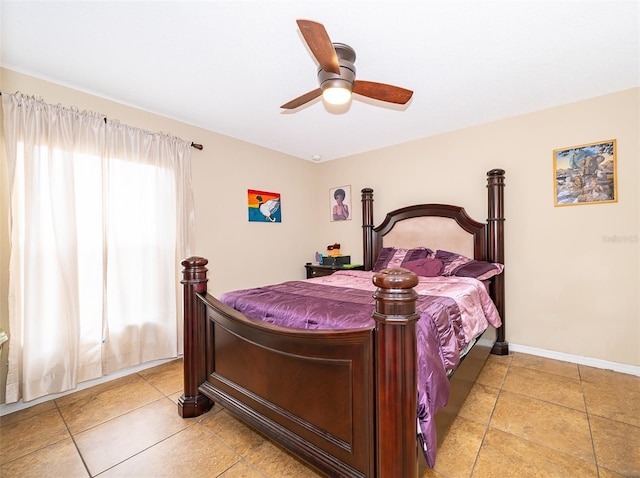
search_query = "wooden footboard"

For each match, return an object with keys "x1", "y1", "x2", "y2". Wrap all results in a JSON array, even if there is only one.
[
  {"x1": 179, "y1": 259, "x2": 420, "y2": 478},
  {"x1": 199, "y1": 293, "x2": 375, "y2": 477}
]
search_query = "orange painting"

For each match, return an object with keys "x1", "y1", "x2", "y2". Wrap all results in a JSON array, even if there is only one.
[{"x1": 248, "y1": 189, "x2": 281, "y2": 222}]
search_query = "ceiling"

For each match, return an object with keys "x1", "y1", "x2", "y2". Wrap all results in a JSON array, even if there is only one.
[{"x1": 1, "y1": 1, "x2": 638, "y2": 162}]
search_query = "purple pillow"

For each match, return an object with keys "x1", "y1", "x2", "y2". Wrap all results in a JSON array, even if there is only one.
[
  {"x1": 401, "y1": 258, "x2": 444, "y2": 277},
  {"x1": 435, "y1": 249, "x2": 504, "y2": 280},
  {"x1": 452, "y1": 261, "x2": 504, "y2": 280},
  {"x1": 434, "y1": 250, "x2": 473, "y2": 276},
  {"x1": 373, "y1": 247, "x2": 433, "y2": 272}
]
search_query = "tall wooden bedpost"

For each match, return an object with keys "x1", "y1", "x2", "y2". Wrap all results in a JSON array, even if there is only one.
[
  {"x1": 487, "y1": 169, "x2": 509, "y2": 355},
  {"x1": 362, "y1": 187, "x2": 375, "y2": 270},
  {"x1": 372, "y1": 268, "x2": 420, "y2": 478},
  {"x1": 178, "y1": 257, "x2": 213, "y2": 417}
]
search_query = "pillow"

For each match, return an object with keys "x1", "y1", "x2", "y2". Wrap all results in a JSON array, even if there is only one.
[
  {"x1": 451, "y1": 260, "x2": 504, "y2": 280},
  {"x1": 401, "y1": 258, "x2": 444, "y2": 277},
  {"x1": 434, "y1": 250, "x2": 473, "y2": 276},
  {"x1": 373, "y1": 247, "x2": 433, "y2": 272},
  {"x1": 435, "y1": 249, "x2": 504, "y2": 280}
]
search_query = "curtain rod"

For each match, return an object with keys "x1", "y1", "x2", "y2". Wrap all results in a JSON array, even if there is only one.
[{"x1": 0, "y1": 91, "x2": 203, "y2": 150}]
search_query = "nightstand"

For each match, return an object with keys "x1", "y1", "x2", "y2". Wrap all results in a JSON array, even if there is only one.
[{"x1": 305, "y1": 263, "x2": 365, "y2": 279}]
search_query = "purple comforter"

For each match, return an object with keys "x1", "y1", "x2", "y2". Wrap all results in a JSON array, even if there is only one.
[{"x1": 220, "y1": 270, "x2": 501, "y2": 467}]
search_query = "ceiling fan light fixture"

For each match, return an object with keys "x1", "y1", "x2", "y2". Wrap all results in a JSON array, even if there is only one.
[
  {"x1": 280, "y1": 21, "x2": 413, "y2": 110},
  {"x1": 322, "y1": 86, "x2": 352, "y2": 105},
  {"x1": 320, "y1": 76, "x2": 353, "y2": 105}
]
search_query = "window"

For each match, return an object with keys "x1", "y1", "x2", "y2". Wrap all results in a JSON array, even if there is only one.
[{"x1": 3, "y1": 93, "x2": 194, "y2": 403}]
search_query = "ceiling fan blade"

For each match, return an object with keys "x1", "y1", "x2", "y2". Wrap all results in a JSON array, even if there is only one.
[
  {"x1": 280, "y1": 88, "x2": 323, "y2": 109},
  {"x1": 353, "y1": 80, "x2": 414, "y2": 105},
  {"x1": 296, "y1": 19, "x2": 340, "y2": 74}
]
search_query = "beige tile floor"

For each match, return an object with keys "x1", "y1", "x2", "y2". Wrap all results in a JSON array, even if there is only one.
[{"x1": 0, "y1": 352, "x2": 638, "y2": 477}]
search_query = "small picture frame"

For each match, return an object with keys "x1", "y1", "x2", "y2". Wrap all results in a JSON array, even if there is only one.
[
  {"x1": 330, "y1": 185, "x2": 351, "y2": 221},
  {"x1": 553, "y1": 139, "x2": 617, "y2": 207},
  {"x1": 248, "y1": 189, "x2": 281, "y2": 222}
]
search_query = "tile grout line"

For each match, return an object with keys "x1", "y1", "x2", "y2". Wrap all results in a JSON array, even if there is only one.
[
  {"x1": 493, "y1": 361, "x2": 587, "y2": 413},
  {"x1": 467, "y1": 354, "x2": 512, "y2": 477},
  {"x1": 192, "y1": 416, "x2": 247, "y2": 477},
  {"x1": 578, "y1": 364, "x2": 603, "y2": 478},
  {"x1": 92, "y1": 363, "x2": 210, "y2": 476},
  {"x1": 65, "y1": 365, "x2": 201, "y2": 477},
  {"x1": 91, "y1": 422, "x2": 206, "y2": 477},
  {"x1": 0, "y1": 404, "x2": 80, "y2": 471},
  {"x1": 54, "y1": 399, "x2": 93, "y2": 477},
  {"x1": 52, "y1": 367, "x2": 180, "y2": 477},
  {"x1": 478, "y1": 354, "x2": 603, "y2": 476}
]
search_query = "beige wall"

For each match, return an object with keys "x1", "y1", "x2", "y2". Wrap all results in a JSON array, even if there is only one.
[
  {"x1": 314, "y1": 88, "x2": 639, "y2": 367},
  {"x1": 1, "y1": 68, "x2": 638, "y2": 381}
]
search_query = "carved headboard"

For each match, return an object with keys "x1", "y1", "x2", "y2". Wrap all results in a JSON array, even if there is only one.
[
  {"x1": 371, "y1": 204, "x2": 487, "y2": 262},
  {"x1": 360, "y1": 169, "x2": 507, "y2": 355}
]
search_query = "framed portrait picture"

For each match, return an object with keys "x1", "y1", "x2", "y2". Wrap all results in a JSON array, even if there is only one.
[
  {"x1": 553, "y1": 139, "x2": 617, "y2": 207},
  {"x1": 330, "y1": 185, "x2": 351, "y2": 221}
]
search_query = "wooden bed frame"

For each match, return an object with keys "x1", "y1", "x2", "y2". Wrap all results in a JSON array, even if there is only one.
[{"x1": 179, "y1": 169, "x2": 507, "y2": 478}]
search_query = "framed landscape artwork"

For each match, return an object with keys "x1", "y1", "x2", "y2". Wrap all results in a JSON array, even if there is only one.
[{"x1": 553, "y1": 139, "x2": 617, "y2": 207}]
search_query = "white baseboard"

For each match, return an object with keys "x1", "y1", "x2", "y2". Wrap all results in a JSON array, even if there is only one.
[
  {"x1": 508, "y1": 343, "x2": 640, "y2": 377},
  {"x1": 0, "y1": 357, "x2": 179, "y2": 417}
]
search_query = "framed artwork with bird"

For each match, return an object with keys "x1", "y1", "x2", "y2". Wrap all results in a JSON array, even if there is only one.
[{"x1": 248, "y1": 189, "x2": 282, "y2": 223}]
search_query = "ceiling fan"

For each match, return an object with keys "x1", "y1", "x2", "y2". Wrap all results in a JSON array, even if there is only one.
[{"x1": 280, "y1": 19, "x2": 414, "y2": 110}]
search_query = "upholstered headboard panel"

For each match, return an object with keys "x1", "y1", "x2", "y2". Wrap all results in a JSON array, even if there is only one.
[
  {"x1": 382, "y1": 216, "x2": 475, "y2": 259},
  {"x1": 368, "y1": 203, "x2": 488, "y2": 267}
]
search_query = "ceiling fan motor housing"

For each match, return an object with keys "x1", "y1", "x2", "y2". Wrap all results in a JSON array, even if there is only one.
[
  {"x1": 317, "y1": 43, "x2": 356, "y2": 92},
  {"x1": 281, "y1": 21, "x2": 413, "y2": 109}
]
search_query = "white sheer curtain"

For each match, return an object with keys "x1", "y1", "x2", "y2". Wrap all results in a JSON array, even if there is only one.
[{"x1": 3, "y1": 93, "x2": 195, "y2": 403}]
